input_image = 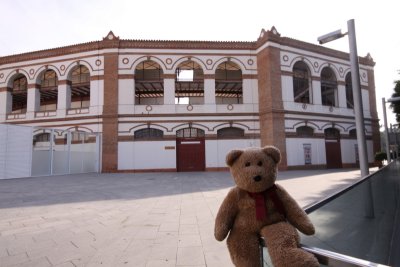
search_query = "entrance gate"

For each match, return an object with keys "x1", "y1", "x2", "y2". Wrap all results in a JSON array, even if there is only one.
[
  {"x1": 176, "y1": 128, "x2": 205, "y2": 172},
  {"x1": 325, "y1": 128, "x2": 342, "y2": 169}
]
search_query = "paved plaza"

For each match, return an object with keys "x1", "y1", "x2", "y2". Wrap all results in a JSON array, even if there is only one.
[{"x1": 0, "y1": 168, "x2": 377, "y2": 267}]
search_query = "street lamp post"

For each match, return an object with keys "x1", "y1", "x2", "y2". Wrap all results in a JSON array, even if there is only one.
[
  {"x1": 319, "y1": 19, "x2": 374, "y2": 218},
  {"x1": 382, "y1": 96, "x2": 400, "y2": 162},
  {"x1": 318, "y1": 19, "x2": 369, "y2": 177}
]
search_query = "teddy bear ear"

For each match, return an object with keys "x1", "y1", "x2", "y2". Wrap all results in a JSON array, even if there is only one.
[
  {"x1": 262, "y1": 146, "x2": 281, "y2": 164},
  {"x1": 226, "y1": 149, "x2": 243, "y2": 166}
]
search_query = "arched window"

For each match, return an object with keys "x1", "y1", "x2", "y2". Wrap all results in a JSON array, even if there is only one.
[
  {"x1": 345, "y1": 72, "x2": 354, "y2": 109},
  {"x1": 324, "y1": 128, "x2": 340, "y2": 140},
  {"x1": 175, "y1": 60, "x2": 204, "y2": 104},
  {"x1": 39, "y1": 70, "x2": 58, "y2": 111},
  {"x1": 11, "y1": 74, "x2": 28, "y2": 113},
  {"x1": 217, "y1": 127, "x2": 245, "y2": 139},
  {"x1": 34, "y1": 133, "x2": 51, "y2": 142},
  {"x1": 135, "y1": 60, "x2": 164, "y2": 105},
  {"x1": 293, "y1": 61, "x2": 311, "y2": 104},
  {"x1": 215, "y1": 61, "x2": 242, "y2": 104},
  {"x1": 349, "y1": 129, "x2": 357, "y2": 138},
  {"x1": 321, "y1": 67, "x2": 338, "y2": 107},
  {"x1": 134, "y1": 128, "x2": 164, "y2": 140},
  {"x1": 176, "y1": 128, "x2": 205, "y2": 138},
  {"x1": 70, "y1": 65, "x2": 90, "y2": 109},
  {"x1": 296, "y1": 126, "x2": 314, "y2": 137}
]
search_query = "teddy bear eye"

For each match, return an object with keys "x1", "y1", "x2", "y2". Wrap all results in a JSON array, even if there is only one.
[
  {"x1": 245, "y1": 162, "x2": 251, "y2": 167},
  {"x1": 257, "y1": 161, "x2": 263, "y2": 166}
]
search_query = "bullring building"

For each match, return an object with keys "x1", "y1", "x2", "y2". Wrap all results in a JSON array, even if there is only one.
[{"x1": 0, "y1": 27, "x2": 380, "y2": 173}]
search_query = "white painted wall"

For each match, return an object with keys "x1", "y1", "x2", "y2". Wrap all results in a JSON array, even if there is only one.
[
  {"x1": 118, "y1": 141, "x2": 177, "y2": 170},
  {"x1": 341, "y1": 139, "x2": 358, "y2": 164},
  {"x1": 205, "y1": 139, "x2": 261, "y2": 168},
  {"x1": 340, "y1": 139, "x2": 374, "y2": 164},
  {"x1": 0, "y1": 124, "x2": 33, "y2": 179},
  {"x1": 286, "y1": 138, "x2": 326, "y2": 166}
]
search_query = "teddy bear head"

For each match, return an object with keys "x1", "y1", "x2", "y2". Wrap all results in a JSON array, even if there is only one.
[{"x1": 226, "y1": 146, "x2": 281, "y2": 193}]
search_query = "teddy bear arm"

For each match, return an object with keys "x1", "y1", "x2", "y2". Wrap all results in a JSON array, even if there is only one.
[
  {"x1": 276, "y1": 185, "x2": 315, "y2": 235},
  {"x1": 214, "y1": 189, "x2": 238, "y2": 241}
]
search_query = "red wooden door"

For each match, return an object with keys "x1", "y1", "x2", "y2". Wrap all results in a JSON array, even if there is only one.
[
  {"x1": 325, "y1": 128, "x2": 342, "y2": 169},
  {"x1": 325, "y1": 140, "x2": 342, "y2": 168},
  {"x1": 176, "y1": 138, "x2": 205, "y2": 172}
]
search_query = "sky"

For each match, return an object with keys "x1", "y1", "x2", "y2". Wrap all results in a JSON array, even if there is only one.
[{"x1": 1, "y1": 0, "x2": 399, "y2": 127}]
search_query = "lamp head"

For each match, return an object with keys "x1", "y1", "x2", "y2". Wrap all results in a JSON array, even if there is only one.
[{"x1": 318, "y1": 29, "x2": 346, "y2": 44}]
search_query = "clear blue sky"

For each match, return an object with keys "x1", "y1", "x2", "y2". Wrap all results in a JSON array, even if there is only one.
[{"x1": 1, "y1": 0, "x2": 399, "y2": 126}]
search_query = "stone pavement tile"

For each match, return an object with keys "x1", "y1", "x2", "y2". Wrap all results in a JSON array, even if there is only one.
[
  {"x1": 8, "y1": 256, "x2": 51, "y2": 267},
  {"x1": 179, "y1": 216, "x2": 197, "y2": 225},
  {"x1": 132, "y1": 226, "x2": 159, "y2": 240},
  {"x1": 204, "y1": 250, "x2": 234, "y2": 267},
  {"x1": 179, "y1": 224, "x2": 199, "y2": 235},
  {"x1": 0, "y1": 252, "x2": 29, "y2": 267},
  {"x1": 45, "y1": 243, "x2": 89, "y2": 266},
  {"x1": 9, "y1": 239, "x2": 55, "y2": 257},
  {"x1": 178, "y1": 235, "x2": 202, "y2": 247},
  {"x1": 159, "y1": 222, "x2": 179, "y2": 232},
  {"x1": 86, "y1": 236, "x2": 149, "y2": 267},
  {"x1": 112, "y1": 240, "x2": 154, "y2": 267},
  {"x1": 176, "y1": 246, "x2": 205, "y2": 266},
  {"x1": 0, "y1": 248, "x2": 7, "y2": 258},
  {"x1": 146, "y1": 259, "x2": 176, "y2": 267},
  {"x1": 25, "y1": 240, "x2": 58, "y2": 260},
  {"x1": 148, "y1": 243, "x2": 177, "y2": 261},
  {"x1": 53, "y1": 261, "x2": 75, "y2": 267},
  {"x1": 1, "y1": 225, "x2": 41, "y2": 237},
  {"x1": 154, "y1": 231, "x2": 178, "y2": 245}
]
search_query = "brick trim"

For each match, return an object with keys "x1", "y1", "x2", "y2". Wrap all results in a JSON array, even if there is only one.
[
  {"x1": 102, "y1": 52, "x2": 119, "y2": 172},
  {"x1": 28, "y1": 84, "x2": 40, "y2": 89},
  {"x1": 58, "y1": 80, "x2": 72, "y2": 86},
  {"x1": 203, "y1": 74, "x2": 215, "y2": 79},
  {"x1": 118, "y1": 74, "x2": 135, "y2": 80},
  {"x1": 90, "y1": 75, "x2": 104, "y2": 81},
  {"x1": 0, "y1": 87, "x2": 12, "y2": 92},
  {"x1": 242, "y1": 74, "x2": 258, "y2": 79},
  {"x1": 162, "y1": 74, "x2": 176, "y2": 79}
]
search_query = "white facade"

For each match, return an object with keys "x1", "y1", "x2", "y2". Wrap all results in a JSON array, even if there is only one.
[{"x1": 0, "y1": 29, "x2": 380, "y2": 172}]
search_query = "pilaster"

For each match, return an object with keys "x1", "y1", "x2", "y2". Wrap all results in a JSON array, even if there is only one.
[
  {"x1": 27, "y1": 84, "x2": 40, "y2": 120},
  {"x1": 257, "y1": 45, "x2": 287, "y2": 169},
  {"x1": 102, "y1": 52, "x2": 119, "y2": 172}
]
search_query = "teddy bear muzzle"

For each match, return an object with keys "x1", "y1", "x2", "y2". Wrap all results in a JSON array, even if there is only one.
[{"x1": 253, "y1": 175, "x2": 262, "y2": 182}]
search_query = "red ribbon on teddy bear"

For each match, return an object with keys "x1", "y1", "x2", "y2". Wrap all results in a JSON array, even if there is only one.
[{"x1": 248, "y1": 184, "x2": 286, "y2": 221}]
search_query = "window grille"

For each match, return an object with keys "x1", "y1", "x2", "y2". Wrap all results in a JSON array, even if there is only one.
[
  {"x1": 217, "y1": 127, "x2": 244, "y2": 139},
  {"x1": 134, "y1": 128, "x2": 164, "y2": 140}
]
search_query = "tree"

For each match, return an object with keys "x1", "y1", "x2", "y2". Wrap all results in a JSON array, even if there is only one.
[{"x1": 390, "y1": 78, "x2": 400, "y2": 123}]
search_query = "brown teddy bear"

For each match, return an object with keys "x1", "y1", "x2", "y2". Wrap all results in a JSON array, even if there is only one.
[{"x1": 214, "y1": 146, "x2": 319, "y2": 267}]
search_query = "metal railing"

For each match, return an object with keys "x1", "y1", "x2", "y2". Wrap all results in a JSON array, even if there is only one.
[{"x1": 262, "y1": 161, "x2": 400, "y2": 267}]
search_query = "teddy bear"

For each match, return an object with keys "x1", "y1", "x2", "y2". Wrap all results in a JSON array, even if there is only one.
[{"x1": 214, "y1": 146, "x2": 319, "y2": 267}]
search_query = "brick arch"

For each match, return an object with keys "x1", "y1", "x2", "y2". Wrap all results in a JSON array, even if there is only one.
[
  {"x1": 6, "y1": 70, "x2": 30, "y2": 88},
  {"x1": 213, "y1": 122, "x2": 250, "y2": 132},
  {"x1": 130, "y1": 56, "x2": 167, "y2": 73},
  {"x1": 211, "y1": 57, "x2": 246, "y2": 72},
  {"x1": 34, "y1": 65, "x2": 61, "y2": 84},
  {"x1": 171, "y1": 57, "x2": 207, "y2": 72},
  {"x1": 292, "y1": 121, "x2": 319, "y2": 131},
  {"x1": 128, "y1": 124, "x2": 168, "y2": 134},
  {"x1": 65, "y1": 60, "x2": 94, "y2": 80},
  {"x1": 172, "y1": 123, "x2": 209, "y2": 133},
  {"x1": 317, "y1": 63, "x2": 341, "y2": 80},
  {"x1": 289, "y1": 58, "x2": 314, "y2": 74}
]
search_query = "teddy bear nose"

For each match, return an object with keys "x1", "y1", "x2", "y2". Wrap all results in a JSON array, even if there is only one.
[{"x1": 253, "y1": 175, "x2": 262, "y2": 182}]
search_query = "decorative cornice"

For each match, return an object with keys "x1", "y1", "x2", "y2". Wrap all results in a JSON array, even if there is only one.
[{"x1": 0, "y1": 30, "x2": 375, "y2": 68}]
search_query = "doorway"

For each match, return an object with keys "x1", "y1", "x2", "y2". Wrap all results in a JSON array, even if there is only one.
[
  {"x1": 176, "y1": 128, "x2": 205, "y2": 172},
  {"x1": 325, "y1": 128, "x2": 342, "y2": 168}
]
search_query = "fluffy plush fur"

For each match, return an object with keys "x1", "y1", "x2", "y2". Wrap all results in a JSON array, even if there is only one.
[{"x1": 214, "y1": 146, "x2": 319, "y2": 267}]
